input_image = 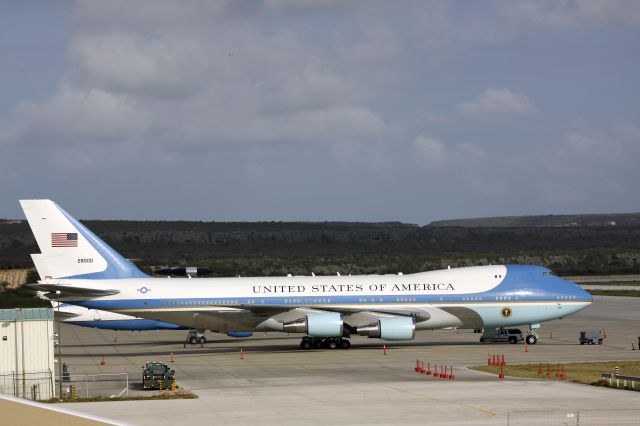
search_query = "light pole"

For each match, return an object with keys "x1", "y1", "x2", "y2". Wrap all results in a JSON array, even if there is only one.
[{"x1": 56, "y1": 300, "x2": 63, "y2": 400}]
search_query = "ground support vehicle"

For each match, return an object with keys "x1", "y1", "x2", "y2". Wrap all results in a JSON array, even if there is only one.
[
  {"x1": 579, "y1": 330, "x2": 604, "y2": 345},
  {"x1": 142, "y1": 362, "x2": 176, "y2": 390},
  {"x1": 480, "y1": 328, "x2": 525, "y2": 344}
]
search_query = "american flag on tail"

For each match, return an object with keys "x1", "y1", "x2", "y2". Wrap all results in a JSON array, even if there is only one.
[{"x1": 51, "y1": 232, "x2": 78, "y2": 247}]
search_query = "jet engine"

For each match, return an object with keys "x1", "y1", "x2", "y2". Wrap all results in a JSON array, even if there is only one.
[
  {"x1": 282, "y1": 312, "x2": 343, "y2": 337},
  {"x1": 357, "y1": 317, "x2": 415, "y2": 341}
]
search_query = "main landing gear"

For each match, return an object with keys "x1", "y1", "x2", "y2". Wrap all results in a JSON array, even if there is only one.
[
  {"x1": 299, "y1": 336, "x2": 351, "y2": 350},
  {"x1": 184, "y1": 330, "x2": 206, "y2": 347}
]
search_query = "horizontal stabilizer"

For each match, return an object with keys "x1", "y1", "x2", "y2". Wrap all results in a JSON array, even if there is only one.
[
  {"x1": 27, "y1": 283, "x2": 120, "y2": 299},
  {"x1": 53, "y1": 310, "x2": 81, "y2": 320}
]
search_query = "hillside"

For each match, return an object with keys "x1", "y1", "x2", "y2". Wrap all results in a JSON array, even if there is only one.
[
  {"x1": 428, "y1": 213, "x2": 640, "y2": 228},
  {"x1": 2, "y1": 218, "x2": 640, "y2": 277}
]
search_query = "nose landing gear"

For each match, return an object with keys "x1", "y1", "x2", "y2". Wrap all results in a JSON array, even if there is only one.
[{"x1": 526, "y1": 324, "x2": 540, "y2": 345}]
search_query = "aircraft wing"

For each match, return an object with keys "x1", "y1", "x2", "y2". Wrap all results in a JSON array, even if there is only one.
[
  {"x1": 314, "y1": 306, "x2": 431, "y2": 322},
  {"x1": 233, "y1": 303, "x2": 429, "y2": 318},
  {"x1": 117, "y1": 304, "x2": 433, "y2": 330}
]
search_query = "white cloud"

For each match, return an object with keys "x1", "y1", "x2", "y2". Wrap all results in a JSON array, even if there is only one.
[
  {"x1": 538, "y1": 121, "x2": 640, "y2": 204},
  {"x1": 495, "y1": 0, "x2": 640, "y2": 30},
  {"x1": 413, "y1": 135, "x2": 447, "y2": 169},
  {"x1": 70, "y1": 33, "x2": 211, "y2": 98},
  {"x1": 412, "y1": 135, "x2": 510, "y2": 195},
  {"x1": 1, "y1": 84, "x2": 150, "y2": 144},
  {"x1": 0, "y1": 2, "x2": 396, "y2": 169},
  {"x1": 459, "y1": 88, "x2": 535, "y2": 119}
]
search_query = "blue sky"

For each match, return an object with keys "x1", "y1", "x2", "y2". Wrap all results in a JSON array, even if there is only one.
[{"x1": 1, "y1": 1, "x2": 639, "y2": 223}]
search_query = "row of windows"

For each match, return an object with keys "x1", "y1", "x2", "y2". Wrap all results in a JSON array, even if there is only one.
[
  {"x1": 165, "y1": 300, "x2": 242, "y2": 306},
  {"x1": 158, "y1": 294, "x2": 575, "y2": 307}
]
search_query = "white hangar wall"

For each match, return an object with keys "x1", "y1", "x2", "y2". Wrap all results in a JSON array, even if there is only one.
[{"x1": 0, "y1": 308, "x2": 55, "y2": 400}]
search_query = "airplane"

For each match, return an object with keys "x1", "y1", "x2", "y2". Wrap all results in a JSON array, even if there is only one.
[{"x1": 20, "y1": 199, "x2": 593, "y2": 350}]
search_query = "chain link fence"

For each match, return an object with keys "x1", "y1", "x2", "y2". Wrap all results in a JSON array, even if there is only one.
[
  {"x1": 0, "y1": 370, "x2": 54, "y2": 400},
  {"x1": 508, "y1": 409, "x2": 640, "y2": 425},
  {"x1": 62, "y1": 373, "x2": 129, "y2": 399}
]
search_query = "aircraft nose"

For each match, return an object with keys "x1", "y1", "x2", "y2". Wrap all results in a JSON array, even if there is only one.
[{"x1": 566, "y1": 278, "x2": 593, "y2": 302}]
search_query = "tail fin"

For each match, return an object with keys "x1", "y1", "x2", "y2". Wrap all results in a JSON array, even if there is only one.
[{"x1": 20, "y1": 199, "x2": 148, "y2": 279}]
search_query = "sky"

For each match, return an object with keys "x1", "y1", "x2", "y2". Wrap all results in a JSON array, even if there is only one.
[{"x1": 1, "y1": 1, "x2": 639, "y2": 224}]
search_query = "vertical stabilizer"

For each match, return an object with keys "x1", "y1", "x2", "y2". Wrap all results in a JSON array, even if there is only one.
[{"x1": 20, "y1": 199, "x2": 148, "y2": 279}]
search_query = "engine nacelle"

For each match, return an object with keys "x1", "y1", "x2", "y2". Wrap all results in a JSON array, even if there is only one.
[
  {"x1": 282, "y1": 312, "x2": 343, "y2": 337},
  {"x1": 357, "y1": 317, "x2": 415, "y2": 341},
  {"x1": 227, "y1": 331, "x2": 253, "y2": 338}
]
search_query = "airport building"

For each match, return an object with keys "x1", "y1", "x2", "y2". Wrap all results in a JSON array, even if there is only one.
[{"x1": 0, "y1": 308, "x2": 55, "y2": 400}]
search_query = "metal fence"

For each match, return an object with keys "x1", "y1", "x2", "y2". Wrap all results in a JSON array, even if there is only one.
[
  {"x1": 0, "y1": 370, "x2": 54, "y2": 400},
  {"x1": 601, "y1": 372, "x2": 639, "y2": 390},
  {"x1": 62, "y1": 373, "x2": 129, "y2": 399},
  {"x1": 508, "y1": 409, "x2": 640, "y2": 426}
]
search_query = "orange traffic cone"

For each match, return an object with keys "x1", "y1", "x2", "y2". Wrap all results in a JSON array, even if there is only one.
[
  {"x1": 170, "y1": 352, "x2": 175, "y2": 363},
  {"x1": 240, "y1": 349, "x2": 244, "y2": 359},
  {"x1": 383, "y1": 345, "x2": 388, "y2": 355},
  {"x1": 100, "y1": 356, "x2": 105, "y2": 366}
]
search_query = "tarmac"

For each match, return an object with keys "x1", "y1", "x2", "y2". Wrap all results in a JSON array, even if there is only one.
[{"x1": 43, "y1": 296, "x2": 640, "y2": 425}]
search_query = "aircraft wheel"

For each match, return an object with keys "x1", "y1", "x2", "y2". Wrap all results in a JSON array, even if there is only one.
[
  {"x1": 526, "y1": 335, "x2": 537, "y2": 345},
  {"x1": 340, "y1": 339, "x2": 351, "y2": 349},
  {"x1": 189, "y1": 336, "x2": 198, "y2": 344},
  {"x1": 198, "y1": 336, "x2": 206, "y2": 344}
]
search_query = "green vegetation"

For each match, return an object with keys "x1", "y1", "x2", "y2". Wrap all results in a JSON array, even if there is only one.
[
  {"x1": 0, "y1": 281, "x2": 50, "y2": 308},
  {"x1": 587, "y1": 289, "x2": 640, "y2": 297},
  {"x1": 430, "y1": 213, "x2": 640, "y2": 227},
  {"x1": 42, "y1": 389, "x2": 198, "y2": 403},
  {"x1": 580, "y1": 281, "x2": 640, "y2": 286},
  {"x1": 3, "y1": 218, "x2": 640, "y2": 277},
  {"x1": 472, "y1": 361, "x2": 640, "y2": 391}
]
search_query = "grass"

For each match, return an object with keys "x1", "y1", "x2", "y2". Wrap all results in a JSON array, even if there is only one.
[
  {"x1": 472, "y1": 361, "x2": 640, "y2": 391},
  {"x1": 587, "y1": 289, "x2": 640, "y2": 297},
  {"x1": 582, "y1": 281, "x2": 640, "y2": 286},
  {"x1": 42, "y1": 389, "x2": 198, "y2": 403}
]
